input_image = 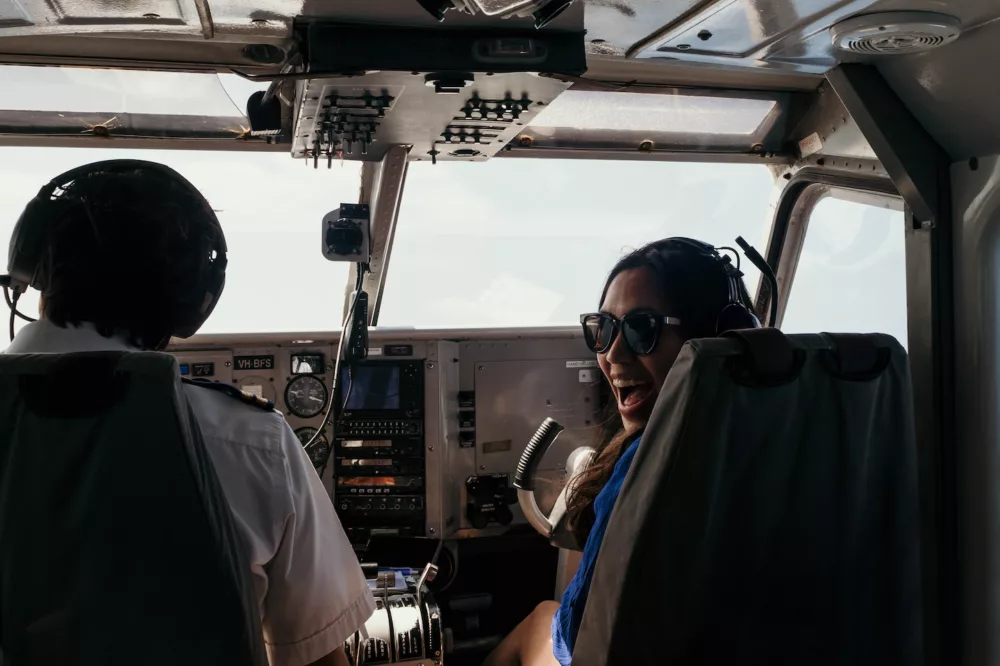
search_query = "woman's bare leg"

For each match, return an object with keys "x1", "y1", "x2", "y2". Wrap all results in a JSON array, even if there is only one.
[{"x1": 483, "y1": 601, "x2": 561, "y2": 666}]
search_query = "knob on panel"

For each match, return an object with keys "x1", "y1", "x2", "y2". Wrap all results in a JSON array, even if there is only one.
[{"x1": 465, "y1": 473, "x2": 517, "y2": 529}]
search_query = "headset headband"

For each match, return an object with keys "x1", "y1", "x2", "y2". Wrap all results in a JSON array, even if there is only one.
[
  {"x1": 655, "y1": 236, "x2": 761, "y2": 333},
  {"x1": 5, "y1": 159, "x2": 227, "y2": 338}
]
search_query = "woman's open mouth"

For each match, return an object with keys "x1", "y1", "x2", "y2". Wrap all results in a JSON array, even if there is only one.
[{"x1": 614, "y1": 378, "x2": 654, "y2": 414}]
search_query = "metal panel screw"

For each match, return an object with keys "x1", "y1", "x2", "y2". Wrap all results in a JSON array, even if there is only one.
[
  {"x1": 428, "y1": 445, "x2": 434, "y2": 451},
  {"x1": 225, "y1": 361, "x2": 232, "y2": 367},
  {"x1": 480, "y1": 465, "x2": 486, "y2": 470},
  {"x1": 429, "y1": 527, "x2": 436, "y2": 534},
  {"x1": 427, "y1": 362, "x2": 435, "y2": 369}
]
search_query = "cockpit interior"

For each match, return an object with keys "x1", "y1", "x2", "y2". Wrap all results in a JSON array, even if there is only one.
[{"x1": 1, "y1": 0, "x2": 998, "y2": 664}]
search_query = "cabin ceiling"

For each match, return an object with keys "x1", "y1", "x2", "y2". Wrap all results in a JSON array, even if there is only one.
[
  {"x1": 876, "y1": 15, "x2": 1000, "y2": 161},
  {"x1": 0, "y1": 0, "x2": 992, "y2": 81},
  {"x1": 0, "y1": 0, "x2": 997, "y2": 160}
]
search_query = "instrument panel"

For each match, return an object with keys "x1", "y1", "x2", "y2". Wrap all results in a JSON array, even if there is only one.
[
  {"x1": 285, "y1": 375, "x2": 328, "y2": 418},
  {"x1": 170, "y1": 328, "x2": 601, "y2": 543},
  {"x1": 295, "y1": 427, "x2": 331, "y2": 468}
]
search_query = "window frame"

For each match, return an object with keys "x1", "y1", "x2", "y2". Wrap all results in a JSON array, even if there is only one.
[{"x1": 759, "y1": 168, "x2": 902, "y2": 328}]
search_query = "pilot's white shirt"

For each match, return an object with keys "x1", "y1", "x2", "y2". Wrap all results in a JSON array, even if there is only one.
[{"x1": 6, "y1": 319, "x2": 376, "y2": 666}]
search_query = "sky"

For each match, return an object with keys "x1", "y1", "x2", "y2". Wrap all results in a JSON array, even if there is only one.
[
  {"x1": 0, "y1": 69, "x2": 908, "y2": 346},
  {"x1": 781, "y1": 196, "x2": 907, "y2": 345}
]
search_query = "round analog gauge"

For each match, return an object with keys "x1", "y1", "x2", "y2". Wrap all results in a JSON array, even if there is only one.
[
  {"x1": 295, "y1": 427, "x2": 330, "y2": 468},
  {"x1": 284, "y1": 375, "x2": 328, "y2": 418}
]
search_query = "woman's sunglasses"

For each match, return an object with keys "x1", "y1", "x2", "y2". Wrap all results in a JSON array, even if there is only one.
[{"x1": 580, "y1": 310, "x2": 682, "y2": 356}]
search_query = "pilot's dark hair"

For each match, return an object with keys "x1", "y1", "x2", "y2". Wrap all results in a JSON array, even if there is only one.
[
  {"x1": 565, "y1": 239, "x2": 757, "y2": 541},
  {"x1": 34, "y1": 167, "x2": 223, "y2": 351}
]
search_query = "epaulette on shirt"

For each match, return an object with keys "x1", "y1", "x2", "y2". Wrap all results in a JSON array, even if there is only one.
[{"x1": 182, "y1": 378, "x2": 274, "y2": 411}]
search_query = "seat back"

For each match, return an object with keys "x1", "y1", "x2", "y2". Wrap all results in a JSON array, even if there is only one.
[
  {"x1": 0, "y1": 352, "x2": 266, "y2": 666},
  {"x1": 574, "y1": 331, "x2": 922, "y2": 666}
]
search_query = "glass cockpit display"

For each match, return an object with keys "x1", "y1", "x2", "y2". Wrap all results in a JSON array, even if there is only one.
[{"x1": 339, "y1": 364, "x2": 401, "y2": 411}]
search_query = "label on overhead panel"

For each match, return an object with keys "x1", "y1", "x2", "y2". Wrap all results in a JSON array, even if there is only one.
[
  {"x1": 367, "y1": 347, "x2": 384, "y2": 357},
  {"x1": 234, "y1": 355, "x2": 274, "y2": 371},
  {"x1": 566, "y1": 360, "x2": 599, "y2": 369},
  {"x1": 384, "y1": 344, "x2": 413, "y2": 357},
  {"x1": 798, "y1": 132, "x2": 824, "y2": 158}
]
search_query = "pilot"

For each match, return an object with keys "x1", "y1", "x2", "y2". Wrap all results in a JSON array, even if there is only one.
[
  {"x1": 4, "y1": 160, "x2": 374, "y2": 666},
  {"x1": 485, "y1": 238, "x2": 759, "y2": 666}
]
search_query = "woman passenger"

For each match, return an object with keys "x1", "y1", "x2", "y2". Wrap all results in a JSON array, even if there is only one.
[{"x1": 484, "y1": 237, "x2": 759, "y2": 666}]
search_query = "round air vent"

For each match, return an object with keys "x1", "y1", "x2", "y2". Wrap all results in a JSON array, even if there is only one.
[{"x1": 831, "y1": 11, "x2": 962, "y2": 55}]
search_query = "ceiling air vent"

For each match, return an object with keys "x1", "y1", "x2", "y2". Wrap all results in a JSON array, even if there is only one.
[{"x1": 831, "y1": 12, "x2": 962, "y2": 55}]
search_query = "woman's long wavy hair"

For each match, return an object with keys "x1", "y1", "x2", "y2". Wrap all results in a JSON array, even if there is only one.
[{"x1": 563, "y1": 238, "x2": 757, "y2": 542}]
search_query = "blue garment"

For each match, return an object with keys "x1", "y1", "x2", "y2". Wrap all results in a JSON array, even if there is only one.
[{"x1": 552, "y1": 433, "x2": 643, "y2": 666}]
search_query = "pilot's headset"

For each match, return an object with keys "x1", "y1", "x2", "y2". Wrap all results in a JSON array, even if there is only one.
[
  {"x1": 2, "y1": 159, "x2": 228, "y2": 339},
  {"x1": 653, "y1": 236, "x2": 762, "y2": 334}
]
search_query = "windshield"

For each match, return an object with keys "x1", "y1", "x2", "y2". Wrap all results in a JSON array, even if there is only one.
[
  {"x1": 0, "y1": 146, "x2": 360, "y2": 336},
  {"x1": 1, "y1": 149, "x2": 777, "y2": 336},
  {"x1": 378, "y1": 159, "x2": 776, "y2": 328}
]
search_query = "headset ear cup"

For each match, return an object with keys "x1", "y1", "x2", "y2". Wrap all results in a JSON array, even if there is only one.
[
  {"x1": 716, "y1": 303, "x2": 761, "y2": 335},
  {"x1": 172, "y1": 262, "x2": 226, "y2": 339},
  {"x1": 8, "y1": 199, "x2": 54, "y2": 292}
]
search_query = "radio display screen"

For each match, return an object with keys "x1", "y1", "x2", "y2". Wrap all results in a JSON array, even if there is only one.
[
  {"x1": 339, "y1": 476, "x2": 399, "y2": 486},
  {"x1": 342, "y1": 440, "x2": 393, "y2": 448},
  {"x1": 340, "y1": 364, "x2": 401, "y2": 410}
]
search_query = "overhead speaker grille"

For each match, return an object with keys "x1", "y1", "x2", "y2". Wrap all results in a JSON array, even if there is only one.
[{"x1": 832, "y1": 11, "x2": 962, "y2": 56}]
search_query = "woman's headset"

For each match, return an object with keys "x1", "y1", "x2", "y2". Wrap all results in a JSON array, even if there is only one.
[
  {"x1": 4, "y1": 159, "x2": 227, "y2": 339},
  {"x1": 655, "y1": 236, "x2": 762, "y2": 334}
]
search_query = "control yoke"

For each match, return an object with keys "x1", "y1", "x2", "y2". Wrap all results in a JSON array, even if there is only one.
[{"x1": 513, "y1": 418, "x2": 594, "y2": 551}]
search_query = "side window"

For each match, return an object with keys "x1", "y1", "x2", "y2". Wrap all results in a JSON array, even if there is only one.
[{"x1": 781, "y1": 189, "x2": 908, "y2": 348}]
